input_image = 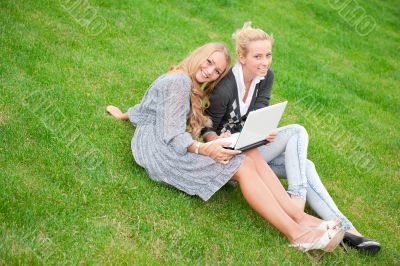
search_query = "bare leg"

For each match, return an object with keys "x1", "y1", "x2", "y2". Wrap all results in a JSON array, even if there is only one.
[
  {"x1": 106, "y1": 105, "x2": 129, "y2": 120},
  {"x1": 245, "y1": 149, "x2": 323, "y2": 227},
  {"x1": 232, "y1": 156, "x2": 324, "y2": 243},
  {"x1": 290, "y1": 195, "x2": 306, "y2": 211}
]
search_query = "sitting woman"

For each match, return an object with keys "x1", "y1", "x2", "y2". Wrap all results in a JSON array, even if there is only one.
[
  {"x1": 106, "y1": 42, "x2": 344, "y2": 253},
  {"x1": 202, "y1": 23, "x2": 380, "y2": 254}
]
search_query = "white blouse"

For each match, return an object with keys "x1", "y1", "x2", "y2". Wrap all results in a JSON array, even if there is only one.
[{"x1": 232, "y1": 63, "x2": 264, "y2": 115}]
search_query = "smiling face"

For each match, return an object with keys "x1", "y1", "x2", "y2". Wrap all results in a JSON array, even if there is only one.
[
  {"x1": 195, "y1": 51, "x2": 228, "y2": 83},
  {"x1": 238, "y1": 39, "x2": 272, "y2": 79}
]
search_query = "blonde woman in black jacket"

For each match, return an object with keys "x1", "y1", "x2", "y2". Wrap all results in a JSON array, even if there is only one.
[{"x1": 203, "y1": 22, "x2": 380, "y2": 254}]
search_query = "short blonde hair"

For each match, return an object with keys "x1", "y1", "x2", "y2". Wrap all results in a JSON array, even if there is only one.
[
  {"x1": 232, "y1": 21, "x2": 274, "y2": 56},
  {"x1": 170, "y1": 42, "x2": 231, "y2": 138}
]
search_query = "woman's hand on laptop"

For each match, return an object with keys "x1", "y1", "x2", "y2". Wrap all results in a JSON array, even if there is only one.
[
  {"x1": 265, "y1": 131, "x2": 277, "y2": 145},
  {"x1": 201, "y1": 141, "x2": 241, "y2": 164}
]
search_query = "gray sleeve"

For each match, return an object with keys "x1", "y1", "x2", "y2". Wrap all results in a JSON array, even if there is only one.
[
  {"x1": 127, "y1": 105, "x2": 140, "y2": 126},
  {"x1": 160, "y1": 76, "x2": 194, "y2": 155}
]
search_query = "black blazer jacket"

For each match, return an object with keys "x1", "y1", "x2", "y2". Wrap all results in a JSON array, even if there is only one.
[{"x1": 202, "y1": 68, "x2": 274, "y2": 136}]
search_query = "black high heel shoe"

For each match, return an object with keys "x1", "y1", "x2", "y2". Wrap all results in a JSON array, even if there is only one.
[{"x1": 343, "y1": 232, "x2": 381, "y2": 254}]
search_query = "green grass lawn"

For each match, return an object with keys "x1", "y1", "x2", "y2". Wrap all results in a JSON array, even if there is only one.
[{"x1": 1, "y1": 0, "x2": 399, "y2": 264}]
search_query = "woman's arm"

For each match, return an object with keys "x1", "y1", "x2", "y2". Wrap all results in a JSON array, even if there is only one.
[
  {"x1": 160, "y1": 76, "x2": 195, "y2": 155},
  {"x1": 187, "y1": 140, "x2": 241, "y2": 164},
  {"x1": 203, "y1": 131, "x2": 231, "y2": 142},
  {"x1": 203, "y1": 132, "x2": 219, "y2": 142}
]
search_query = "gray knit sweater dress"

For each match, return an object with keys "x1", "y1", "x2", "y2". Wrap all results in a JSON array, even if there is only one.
[{"x1": 127, "y1": 72, "x2": 244, "y2": 201}]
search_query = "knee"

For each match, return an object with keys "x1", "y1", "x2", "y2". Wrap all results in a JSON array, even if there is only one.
[
  {"x1": 245, "y1": 148, "x2": 262, "y2": 160},
  {"x1": 306, "y1": 159, "x2": 315, "y2": 170},
  {"x1": 305, "y1": 160, "x2": 317, "y2": 182},
  {"x1": 290, "y1": 124, "x2": 308, "y2": 141},
  {"x1": 242, "y1": 155, "x2": 256, "y2": 170},
  {"x1": 234, "y1": 156, "x2": 256, "y2": 182},
  {"x1": 292, "y1": 124, "x2": 307, "y2": 134}
]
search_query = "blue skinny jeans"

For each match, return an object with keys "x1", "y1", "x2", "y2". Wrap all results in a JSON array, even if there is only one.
[{"x1": 258, "y1": 124, "x2": 355, "y2": 230}]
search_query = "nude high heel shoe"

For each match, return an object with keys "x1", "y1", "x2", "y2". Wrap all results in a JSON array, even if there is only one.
[
  {"x1": 317, "y1": 219, "x2": 342, "y2": 231},
  {"x1": 290, "y1": 228, "x2": 345, "y2": 253}
]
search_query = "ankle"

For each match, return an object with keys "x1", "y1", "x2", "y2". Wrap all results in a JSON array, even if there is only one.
[
  {"x1": 290, "y1": 195, "x2": 306, "y2": 211},
  {"x1": 292, "y1": 213, "x2": 306, "y2": 224},
  {"x1": 346, "y1": 229, "x2": 362, "y2": 237},
  {"x1": 289, "y1": 229, "x2": 310, "y2": 244},
  {"x1": 291, "y1": 229, "x2": 324, "y2": 244}
]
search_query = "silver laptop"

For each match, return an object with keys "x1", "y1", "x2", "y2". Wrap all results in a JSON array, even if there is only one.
[{"x1": 222, "y1": 101, "x2": 288, "y2": 151}]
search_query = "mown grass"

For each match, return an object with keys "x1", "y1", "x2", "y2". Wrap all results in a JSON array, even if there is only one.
[{"x1": 1, "y1": 0, "x2": 399, "y2": 265}]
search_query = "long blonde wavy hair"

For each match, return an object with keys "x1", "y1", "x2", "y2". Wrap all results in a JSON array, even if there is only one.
[{"x1": 170, "y1": 42, "x2": 231, "y2": 138}]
